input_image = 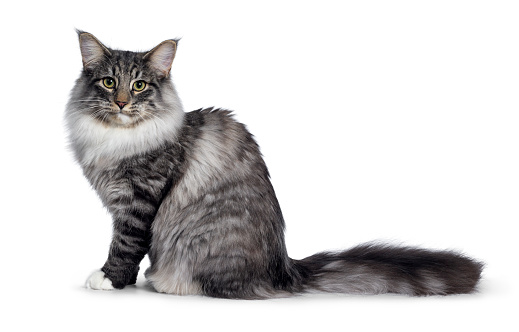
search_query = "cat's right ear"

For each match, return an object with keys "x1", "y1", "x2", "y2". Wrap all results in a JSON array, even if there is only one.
[{"x1": 77, "y1": 30, "x2": 111, "y2": 71}]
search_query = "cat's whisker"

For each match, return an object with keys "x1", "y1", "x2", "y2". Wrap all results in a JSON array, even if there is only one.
[
  {"x1": 100, "y1": 111, "x2": 110, "y2": 124},
  {"x1": 68, "y1": 100, "x2": 108, "y2": 106},
  {"x1": 90, "y1": 110, "x2": 106, "y2": 120},
  {"x1": 135, "y1": 111, "x2": 147, "y2": 124},
  {"x1": 69, "y1": 104, "x2": 112, "y2": 117},
  {"x1": 69, "y1": 104, "x2": 108, "y2": 112}
]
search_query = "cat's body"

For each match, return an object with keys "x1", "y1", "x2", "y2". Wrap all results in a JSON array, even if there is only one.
[{"x1": 67, "y1": 32, "x2": 483, "y2": 299}]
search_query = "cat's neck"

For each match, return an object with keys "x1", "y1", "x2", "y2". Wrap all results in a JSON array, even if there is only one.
[{"x1": 67, "y1": 106, "x2": 185, "y2": 167}]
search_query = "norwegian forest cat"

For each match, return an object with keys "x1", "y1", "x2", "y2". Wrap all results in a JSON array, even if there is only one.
[{"x1": 66, "y1": 31, "x2": 483, "y2": 299}]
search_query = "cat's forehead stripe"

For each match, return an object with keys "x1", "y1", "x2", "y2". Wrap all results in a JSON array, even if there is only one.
[
  {"x1": 109, "y1": 52, "x2": 143, "y2": 79},
  {"x1": 130, "y1": 65, "x2": 141, "y2": 79}
]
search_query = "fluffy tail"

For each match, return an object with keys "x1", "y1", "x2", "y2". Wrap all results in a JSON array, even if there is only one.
[{"x1": 293, "y1": 243, "x2": 483, "y2": 296}]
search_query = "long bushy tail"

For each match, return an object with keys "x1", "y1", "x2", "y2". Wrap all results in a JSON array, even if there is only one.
[{"x1": 293, "y1": 243, "x2": 483, "y2": 296}]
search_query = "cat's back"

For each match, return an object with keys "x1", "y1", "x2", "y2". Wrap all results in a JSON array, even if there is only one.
[
  {"x1": 185, "y1": 107, "x2": 258, "y2": 157},
  {"x1": 176, "y1": 107, "x2": 269, "y2": 205}
]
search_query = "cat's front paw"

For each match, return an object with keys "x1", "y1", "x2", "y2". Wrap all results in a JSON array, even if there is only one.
[{"x1": 86, "y1": 270, "x2": 115, "y2": 290}]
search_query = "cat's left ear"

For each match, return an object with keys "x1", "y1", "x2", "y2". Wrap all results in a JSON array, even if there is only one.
[{"x1": 144, "y1": 39, "x2": 178, "y2": 78}]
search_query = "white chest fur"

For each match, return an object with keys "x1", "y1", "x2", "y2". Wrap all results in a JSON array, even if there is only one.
[{"x1": 66, "y1": 108, "x2": 185, "y2": 166}]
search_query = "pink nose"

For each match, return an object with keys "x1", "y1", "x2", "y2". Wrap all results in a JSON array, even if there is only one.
[{"x1": 116, "y1": 101, "x2": 128, "y2": 110}]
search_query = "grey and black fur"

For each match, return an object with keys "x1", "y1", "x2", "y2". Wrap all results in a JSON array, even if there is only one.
[{"x1": 66, "y1": 31, "x2": 483, "y2": 299}]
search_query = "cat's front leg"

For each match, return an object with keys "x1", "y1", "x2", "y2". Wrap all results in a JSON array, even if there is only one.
[{"x1": 87, "y1": 215, "x2": 151, "y2": 290}]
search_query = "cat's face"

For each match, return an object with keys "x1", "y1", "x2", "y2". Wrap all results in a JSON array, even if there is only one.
[{"x1": 72, "y1": 32, "x2": 178, "y2": 128}]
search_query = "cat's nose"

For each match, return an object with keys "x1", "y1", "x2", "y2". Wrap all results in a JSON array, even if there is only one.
[{"x1": 115, "y1": 101, "x2": 128, "y2": 110}]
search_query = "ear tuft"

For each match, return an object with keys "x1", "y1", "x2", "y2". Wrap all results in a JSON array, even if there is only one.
[
  {"x1": 144, "y1": 40, "x2": 178, "y2": 78},
  {"x1": 77, "y1": 31, "x2": 111, "y2": 70}
]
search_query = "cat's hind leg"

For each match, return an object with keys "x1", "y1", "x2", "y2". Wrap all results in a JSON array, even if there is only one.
[{"x1": 144, "y1": 264, "x2": 202, "y2": 295}]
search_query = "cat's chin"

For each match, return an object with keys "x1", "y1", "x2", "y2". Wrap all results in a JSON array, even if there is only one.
[
  {"x1": 104, "y1": 112, "x2": 141, "y2": 128},
  {"x1": 114, "y1": 113, "x2": 134, "y2": 125}
]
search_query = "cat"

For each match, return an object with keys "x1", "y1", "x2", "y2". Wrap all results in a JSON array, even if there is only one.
[{"x1": 66, "y1": 31, "x2": 483, "y2": 299}]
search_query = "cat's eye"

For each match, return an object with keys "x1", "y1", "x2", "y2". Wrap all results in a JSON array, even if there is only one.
[
  {"x1": 133, "y1": 81, "x2": 147, "y2": 92},
  {"x1": 102, "y1": 78, "x2": 115, "y2": 89}
]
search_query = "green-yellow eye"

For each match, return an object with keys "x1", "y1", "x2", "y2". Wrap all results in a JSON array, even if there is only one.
[
  {"x1": 102, "y1": 78, "x2": 115, "y2": 89},
  {"x1": 133, "y1": 81, "x2": 146, "y2": 92}
]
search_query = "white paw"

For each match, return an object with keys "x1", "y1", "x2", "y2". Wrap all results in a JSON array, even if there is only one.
[{"x1": 86, "y1": 270, "x2": 115, "y2": 290}]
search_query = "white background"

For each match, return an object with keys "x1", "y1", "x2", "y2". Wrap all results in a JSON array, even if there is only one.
[{"x1": 1, "y1": 0, "x2": 517, "y2": 331}]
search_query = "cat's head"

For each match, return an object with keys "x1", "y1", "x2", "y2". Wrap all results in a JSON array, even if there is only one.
[
  {"x1": 70, "y1": 31, "x2": 181, "y2": 128},
  {"x1": 66, "y1": 31, "x2": 185, "y2": 164}
]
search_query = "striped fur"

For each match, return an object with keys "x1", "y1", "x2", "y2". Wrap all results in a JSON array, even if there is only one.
[{"x1": 67, "y1": 32, "x2": 483, "y2": 299}]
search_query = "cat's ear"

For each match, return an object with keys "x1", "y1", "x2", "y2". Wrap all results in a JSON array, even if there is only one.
[
  {"x1": 77, "y1": 30, "x2": 111, "y2": 71},
  {"x1": 144, "y1": 39, "x2": 178, "y2": 78}
]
